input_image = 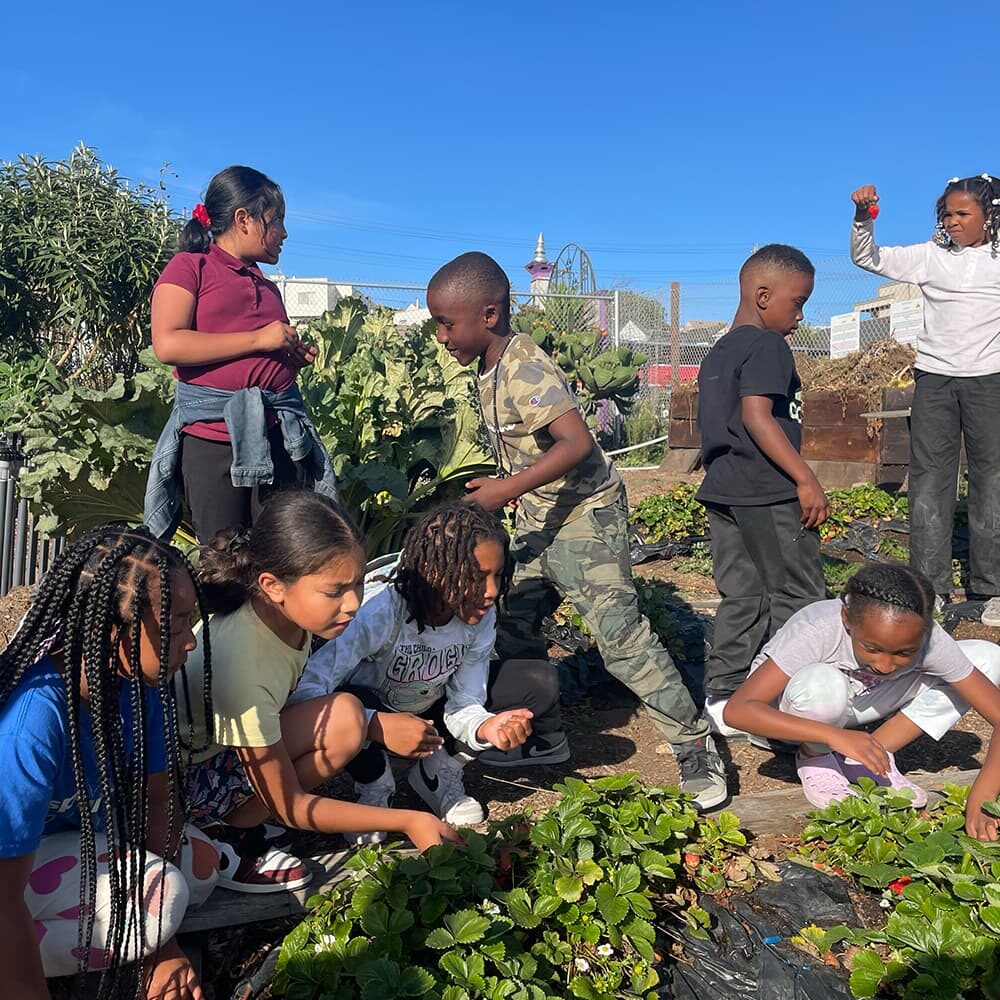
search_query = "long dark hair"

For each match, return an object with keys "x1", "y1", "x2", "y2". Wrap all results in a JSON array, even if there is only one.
[
  {"x1": 178, "y1": 165, "x2": 284, "y2": 254},
  {"x1": 0, "y1": 526, "x2": 211, "y2": 999},
  {"x1": 841, "y1": 562, "x2": 935, "y2": 625},
  {"x1": 393, "y1": 501, "x2": 512, "y2": 632},
  {"x1": 197, "y1": 492, "x2": 364, "y2": 616},
  {"x1": 934, "y1": 174, "x2": 1000, "y2": 257}
]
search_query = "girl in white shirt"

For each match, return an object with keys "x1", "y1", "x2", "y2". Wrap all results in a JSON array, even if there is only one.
[
  {"x1": 850, "y1": 176, "x2": 1000, "y2": 615},
  {"x1": 291, "y1": 502, "x2": 565, "y2": 842}
]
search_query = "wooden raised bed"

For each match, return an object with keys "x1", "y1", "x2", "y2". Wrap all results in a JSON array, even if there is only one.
[{"x1": 668, "y1": 386, "x2": 916, "y2": 490}]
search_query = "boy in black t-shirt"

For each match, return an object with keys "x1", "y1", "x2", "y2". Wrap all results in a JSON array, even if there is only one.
[{"x1": 695, "y1": 244, "x2": 829, "y2": 739}]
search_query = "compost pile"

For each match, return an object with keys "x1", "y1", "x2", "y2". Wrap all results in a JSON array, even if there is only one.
[{"x1": 797, "y1": 340, "x2": 915, "y2": 401}]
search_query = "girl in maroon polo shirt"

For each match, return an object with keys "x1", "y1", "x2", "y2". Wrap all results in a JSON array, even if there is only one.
[{"x1": 151, "y1": 165, "x2": 321, "y2": 542}]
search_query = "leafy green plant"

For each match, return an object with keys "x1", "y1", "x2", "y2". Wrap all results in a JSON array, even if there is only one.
[
  {"x1": 798, "y1": 780, "x2": 1000, "y2": 999},
  {"x1": 617, "y1": 399, "x2": 667, "y2": 468},
  {"x1": 674, "y1": 542, "x2": 713, "y2": 578},
  {"x1": 820, "y1": 485, "x2": 909, "y2": 542},
  {"x1": 822, "y1": 556, "x2": 865, "y2": 595},
  {"x1": 12, "y1": 348, "x2": 175, "y2": 535},
  {"x1": 631, "y1": 484, "x2": 706, "y2": 542},
  {"x1": 298, "y1": 300, "x2": 492, "y2": 554},
  {"x1": 272, "y1": 775, "x2": 775, "y2": 1000}
]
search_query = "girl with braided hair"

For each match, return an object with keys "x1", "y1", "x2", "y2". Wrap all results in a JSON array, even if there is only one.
[
  {"x1": 179, "y1": 491, "x2": 459, "y2": 892},
  {"x1": 290, "y1": 500, "x2": 564, "y2": 843},
  {"x1": 850, "y1": 175, "x2": 1000, "y2": 616},
  {"x1": 0, "y1": 526, "x2": 219, "y2": 1000},
  {"x1": 725, "y1": 563, "x2": 1000, "y2": 837}
]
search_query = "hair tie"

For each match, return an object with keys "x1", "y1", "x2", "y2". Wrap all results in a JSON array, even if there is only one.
[
  {"x1": 227, "y1": 528, "x2": 251, "y2": 553},
  {"x1": 192, "y1": 203, "x2": 212, "y2": 230},
  {"x1": 982, "y1": 173, "x2": 993, "y2": 182},
  {"x1": 948, "y1": 176, "x2": 960, "y2": 185}
]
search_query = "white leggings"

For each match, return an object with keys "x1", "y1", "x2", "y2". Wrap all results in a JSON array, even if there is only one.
[
  {"x1": 780, "y1": 639, "x2": 1000, "y2": 749},
  {"x1": 28, "y1": 825, "x2": 218, "y2": 978}
]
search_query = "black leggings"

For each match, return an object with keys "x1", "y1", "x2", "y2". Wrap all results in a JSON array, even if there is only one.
[
  {"x1": 346, "y1": 658, "x2": 561, "y2": 782},
  {"x1": 178, "y1": 425, "x2": 308, "y2": 542}
]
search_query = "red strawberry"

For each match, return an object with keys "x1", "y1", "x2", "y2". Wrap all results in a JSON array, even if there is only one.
[
  {"x1": 868, "y1": 204, "x2": 880, "y2": 219},
  {"x1": 683, "y1": 852, "x2": 700, "y2": 868}
]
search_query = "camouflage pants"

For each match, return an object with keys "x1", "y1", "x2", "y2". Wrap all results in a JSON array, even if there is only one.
[{"x1": 495, "y1": 489, "x2": 708, "y2": 744}]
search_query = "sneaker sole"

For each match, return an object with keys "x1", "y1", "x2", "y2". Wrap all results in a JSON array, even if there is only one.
[
  {"x1": 477, "y1": 746, "x2": 573, "y2": 769},
  {"x1": 981, "y1": 616, "x2": 1000, "y2": 628},
  {"x1": 217, "y1": 871, "x2": 313, "y2": 894},
  {"x1": 691, "y1": 785, "x2": 730, "y2": 811},
  {"x1": 407, "y1": 771, "x2": 485, "y2": 825}
]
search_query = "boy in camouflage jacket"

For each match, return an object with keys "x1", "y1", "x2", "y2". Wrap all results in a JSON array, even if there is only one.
[{"x1": 426, "y1": 252, "x2": 727, "y2": 809}]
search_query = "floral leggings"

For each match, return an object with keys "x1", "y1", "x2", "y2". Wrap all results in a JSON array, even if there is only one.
[{"x1": 27, "y1": 825, "x2": 218, "y2": 977}]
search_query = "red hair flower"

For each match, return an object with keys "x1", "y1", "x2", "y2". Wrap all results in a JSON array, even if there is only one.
[
  {"x1": 192, "y1": 203, "x2": 212, "y2": 230},
  {"x1": 888, "y1": 876, "x2": 912, "y2": 895}
]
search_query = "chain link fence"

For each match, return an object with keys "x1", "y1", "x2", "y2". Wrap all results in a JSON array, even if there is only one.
[{"x1": 275, "y1": 259, "x2": 916, "y2": 451}]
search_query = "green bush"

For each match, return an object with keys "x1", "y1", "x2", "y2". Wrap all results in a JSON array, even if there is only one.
[
  {"x1": 0, "y1": 145, "x2": 177, "y2": 381},
  {"x1": 631, "y1": 484, "x2": 706, "y2": 541}
]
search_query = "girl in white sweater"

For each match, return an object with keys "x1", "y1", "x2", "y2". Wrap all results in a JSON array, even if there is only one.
[
  {"x1": 290, "y1": 502, "x2": 565, "y2": 842},
  {"x1": 851, "y1": 176, "x2": 1000, "y2": 618}
]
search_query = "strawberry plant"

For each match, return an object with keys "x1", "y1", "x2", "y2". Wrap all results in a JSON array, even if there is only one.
[
  {"x1": 271, "y1": 775, "x2": 780, "y2": 1000},
  {"x1": 796, "y1": 780, "x2": 1000, "y2": 999},
  {"x1": 631, "y1": 484, "x2": 706, "y2": 542}
]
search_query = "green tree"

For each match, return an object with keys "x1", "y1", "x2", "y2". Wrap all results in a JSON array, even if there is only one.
[{"x1": 0, "y1": 144, "x2": 178, "y2": 382}]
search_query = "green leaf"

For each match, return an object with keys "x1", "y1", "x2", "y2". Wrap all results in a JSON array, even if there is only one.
[
  {"x1": 612, "y1": 864, "x2": 641, "y2": 895},
  {"x1": 399, "y1": 966, "x2": 436, "y2": 996},
  {"x1": 425, "y1": 928, "x2": 456, "y2": 949},
  {"x1": 849, "y1": 949, "x2": 887, "y2": 999},
  {"x1": 447, "y1": 909, "x2": 492, "y2": 945},
  {"x1": 555, "y1": 876, "x2": 584, "y2": 902},
  {"x1": 595, "y1": 884, "x2": 629, "y2": 925}
]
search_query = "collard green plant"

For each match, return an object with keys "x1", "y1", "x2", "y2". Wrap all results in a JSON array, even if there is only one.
[
  {"x1": 12, "y1": 348, "x2": 174, "y2": 535},
  {"x1": 297, "y1": 300, "x2": 492, "y2": 554},
  {"x1": 0, "y1": 145, "x2": 178, "y2": 381}
]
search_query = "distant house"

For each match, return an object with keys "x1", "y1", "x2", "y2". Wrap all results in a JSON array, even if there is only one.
[
  {"x1": 272, "y1": 276, "x2": 350, "y2": 322},
  {"x1": 394, "y1": 301, "x2": 431, "y2": 330}
]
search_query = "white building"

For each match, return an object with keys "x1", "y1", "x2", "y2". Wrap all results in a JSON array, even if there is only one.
[
  {"x1": 394, "y1": 301, "x2": 431, "y2": 329},
  {"x1": 272, "y1": 276, "x2": 357, "y2": 322}
]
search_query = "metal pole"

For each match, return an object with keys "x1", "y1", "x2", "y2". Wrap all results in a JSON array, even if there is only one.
[
  {"x1": 613, "y1": 290, "x2": 621, "y2": 349},
  {"x1": 12, "y1": 497, "x2": 27, "y2": 591},
  {"x1": 670, "y1": 281, "x2": 681, "y2": 396},
  {"x1": 0, "y1": 456, "x2": 14, "y2": 597}
]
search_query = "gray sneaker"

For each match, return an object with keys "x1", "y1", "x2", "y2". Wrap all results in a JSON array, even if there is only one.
[
  {"x1": 673, "y1": 735, "x2": 729, "y2": 811},
  {"x1": 981, "y1": 597, "x2": 1000, "y2": 627}
]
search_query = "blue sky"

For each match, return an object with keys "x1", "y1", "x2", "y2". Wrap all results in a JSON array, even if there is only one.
[{"x1": 1, "y1": 0, "x2": 992, "y2": 323}]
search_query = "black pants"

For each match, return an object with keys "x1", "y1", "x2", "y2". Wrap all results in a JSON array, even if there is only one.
[
  {"x1": 909, "y1": 370, "x2": 1000, "y2": 597},
  {"x1": 703, "y1": 499, "x2": 826, "y2": 698},
  {"x1": 178, "y1": 426, "x2": 307, "y2": 543},
  {"x1": 345, "y1": 658, "x2": 562, "y2": 782}
]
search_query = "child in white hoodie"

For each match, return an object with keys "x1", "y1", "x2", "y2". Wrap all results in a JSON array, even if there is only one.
[{"x1": 289, "y1": 502, "x2": 565, "y2": 841}]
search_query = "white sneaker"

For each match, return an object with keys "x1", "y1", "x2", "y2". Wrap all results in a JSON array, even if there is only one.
[
  {"x1": 981, "y1": 597, "x2": 1000, "y2": 627},
  {"x1": 343, "y1": 757, "x2": 396, "y2": 845},
  {"x1": 702, "y1": 696, "x2": 747, "y2": 740},
  {"x1": 407, "y1": 749, "x2": 485, "y2": 826}
]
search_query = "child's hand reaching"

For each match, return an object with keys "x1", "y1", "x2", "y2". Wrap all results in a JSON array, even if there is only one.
[
  {"x1": 464, "y1": 476, "x2": 516, "y2": 512},
  {"x1": 965, "y1": 781, "x2": 1000, "y2": 840},
  {"x1": 477, "y1": 709, "x2": 534, "y2": 751},
  {"x1": 827, "y1": 729, "x2": 890, "y2": 777},
  {"x1": 404, "y1": 813, "x2": 464, "y2": 851},
  {"x1": 370, "y1": 712, "x2": 444, "y2": 758},
  {"x1": 851, "y1": 185, "x2": 879, "y2": 222}
]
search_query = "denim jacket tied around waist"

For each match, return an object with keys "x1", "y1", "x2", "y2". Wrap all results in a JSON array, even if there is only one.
[{"x1": 143, "y1": 380, "x2": 338, "y2": 539}]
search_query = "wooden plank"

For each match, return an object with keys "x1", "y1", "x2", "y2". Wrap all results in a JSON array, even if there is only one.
[
  {"x1": 657, "y1": 448, "x2": 701, "y2": 475},
  {"x1": 706, "y1": 767, "x2": 980, "y2": 835},
  {"x1": 806, "y1": 460, "x2": 876, "y2": 490},
  {"x1": 179, "y1": 848, "x2": 357, "y2": 933},
  {"x1": 802, "y1": 426, "x2": 878, "y2": 463},
  {"x1": 668, "y1": 421, "x2": 701, "y2": 450},
  {"x1": 802, "y1": 390, "x2": 873, "y2": 426},
  {"x1": 670, "y1": 386, "x2": 699, "y2": 422}
]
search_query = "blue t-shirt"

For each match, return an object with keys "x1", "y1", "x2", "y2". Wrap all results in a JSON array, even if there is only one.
[{"x1": 0, "y1": 657, "x2": 168, "y2": 857}]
